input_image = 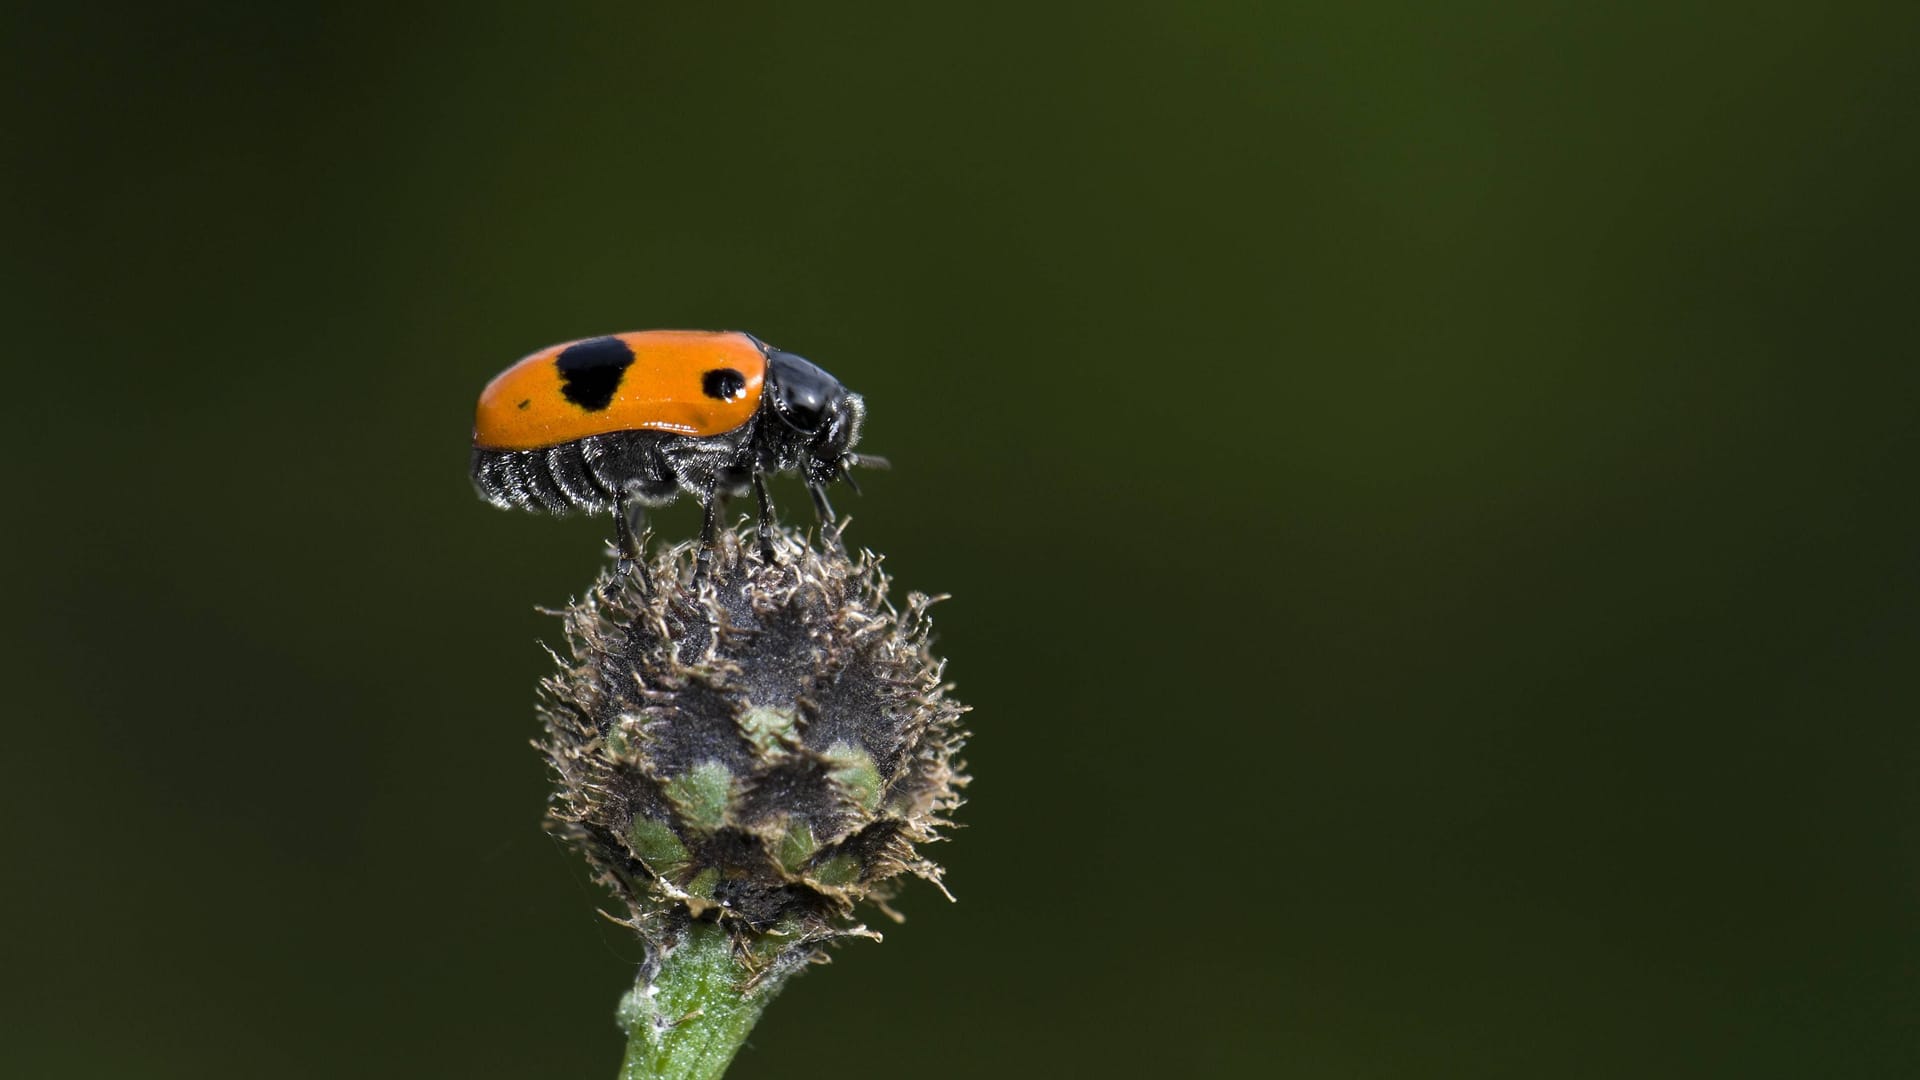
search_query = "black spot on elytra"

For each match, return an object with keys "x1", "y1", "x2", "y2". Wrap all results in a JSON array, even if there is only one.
[
  {"x1": 702, "y1": 367, "x2": 747, "y2": 401},
  {"x1": 516, "y1": 399, "x2": 531, "y2": 410},
  {"x1": 555, "y1": 337, "x2": 635, "y2": 412}
]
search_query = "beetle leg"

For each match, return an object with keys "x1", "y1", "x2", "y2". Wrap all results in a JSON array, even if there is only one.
[
  {"x1": 808, "y1": 482, "x2": 843, "y2": 549},
  {"x1": 752, "y1": 472, "x2": 777, "y2": 562},
  {"x1": 609, "y1": 495, "x2": 652, "y2": 597},
  {"x1": 694, "y1": 490, "x2": 720, "y2": 583}
]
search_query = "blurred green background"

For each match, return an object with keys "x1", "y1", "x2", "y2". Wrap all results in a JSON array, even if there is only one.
[{"x1": 4, "y1": 2, "x2": 1917, "y2": 1077}]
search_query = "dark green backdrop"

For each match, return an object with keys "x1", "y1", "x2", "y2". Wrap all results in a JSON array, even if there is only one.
[{"x1": 5, "y1": 3, "x2": 1916, "y2": 1077}]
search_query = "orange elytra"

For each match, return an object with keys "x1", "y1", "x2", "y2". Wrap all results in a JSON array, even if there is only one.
[{"x1": 473, "y1": 330, "x2": 768, "y2": 451}]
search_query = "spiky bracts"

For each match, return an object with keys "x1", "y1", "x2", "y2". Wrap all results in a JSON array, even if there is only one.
[{"x1": 539, "y1": 525, "x2": 968, "y2": 986}]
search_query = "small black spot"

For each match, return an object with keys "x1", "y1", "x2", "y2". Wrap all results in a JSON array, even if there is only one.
[
  {"x1": 516, "y1": 399, "x2": 531, "y2": 410},
  {"x1": 555, "y1": 337, "x2": 635, "y2": 412},
  {"x1": 702, "y1": 367, "x2": 747, "y2": 401}
]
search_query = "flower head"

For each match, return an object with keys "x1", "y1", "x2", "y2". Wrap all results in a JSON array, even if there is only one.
[{"x1": 539, "y1": 525, "x2": 968, "y2": 981}]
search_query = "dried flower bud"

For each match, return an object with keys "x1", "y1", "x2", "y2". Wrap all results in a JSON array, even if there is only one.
[{"x1": 538, "y1": 525, "x2": 968, "y2": 983}]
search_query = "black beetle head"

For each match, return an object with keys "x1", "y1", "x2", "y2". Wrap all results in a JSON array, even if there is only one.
[{"x1": 765, "y1": 349, "x2": 864, "y2": 483}]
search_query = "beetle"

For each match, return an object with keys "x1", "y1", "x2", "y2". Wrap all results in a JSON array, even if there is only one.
[{"x1": 471, "y1": 329, "x2": 880, "y2": 582}]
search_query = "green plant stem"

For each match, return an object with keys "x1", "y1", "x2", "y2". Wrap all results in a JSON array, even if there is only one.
[{"x1": 617, "y1": 922, "x2": 788, "y2": 1080}]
